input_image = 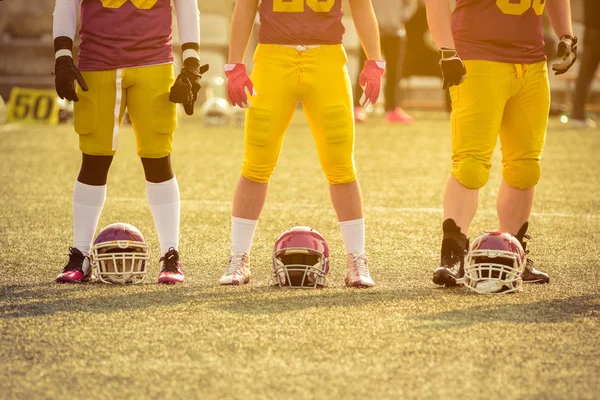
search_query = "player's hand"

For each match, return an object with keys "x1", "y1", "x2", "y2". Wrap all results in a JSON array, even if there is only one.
[
  {"x1": 439, "y1": 47, "x2": 466, "y2": 90},
  {"x1": 552, "y1": 35, "x2": 578, "y2": 76},
  {"x1": 170, "y1": 58, "x2": 209, "y2": 116},
  {"x1": 54, "y1": 56, "x2": 88, "y2": 102},
  {"x1": 359, "y1": 60, "x2": 386, "y2": 108},
  {"x1": 225, "y1": 63, "x2": 255, "y2": 109}
]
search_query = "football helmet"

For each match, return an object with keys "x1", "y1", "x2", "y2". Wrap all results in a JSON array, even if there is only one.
[
  {"x1": 90, "y1": 222, "x2": 150, "y2": 284},
  {"x1": 272, "y1": 226, "x2": 329, "y2": 288},
  {"x1": 464, "y1": 231, "x2": 526, "y2": 294}
]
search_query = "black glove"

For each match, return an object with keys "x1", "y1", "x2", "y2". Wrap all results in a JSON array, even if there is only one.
[
  {"x1": 552, "y1": 35, "x2": 578, "y2": 75},
  {"x1": 54, "y1": 56, "x2": 88, "y2": 102},
  {"x1": 439, "y1": 47, "x2": 466, "y2": 90},
  {"x1": 170, "y1": 57, "x2": 209, "y2": 116}
]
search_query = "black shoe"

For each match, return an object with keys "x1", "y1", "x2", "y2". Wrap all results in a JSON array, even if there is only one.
[
  {"x1": 433, "y1": 219, "x2": 469, "y2": 287},
  {"x1": 515, "y1": 222, "x2": 550, "y2": 284},
  {"x1": 56, "y1": 247, "x2": 92, "y2": 283}
]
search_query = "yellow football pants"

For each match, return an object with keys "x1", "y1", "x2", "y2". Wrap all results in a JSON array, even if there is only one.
[
  {"x1": 450, "y1": 60, "x2": 550, "y2": 190},
  {"x1": 74, "y1": 64, "x2": 177, "y2": 158},
  {"x1": 243, "y1": 44, "x2": 356, "y2": 185}
]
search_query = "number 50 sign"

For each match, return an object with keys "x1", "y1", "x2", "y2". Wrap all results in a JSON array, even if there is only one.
[{"x1": 6, "y1": 87, "x2": 60, "y2": 125}]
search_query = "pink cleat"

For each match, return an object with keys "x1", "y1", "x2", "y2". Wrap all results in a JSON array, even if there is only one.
[
  {"x1": 354, "y1": 106, "x2": 368, "y2": 123},
  {"x1": 386, "y1": 107, "x2": 414, "y2": 124},
  {"x1": 219, "y1": 250, "x2": 251, "y2": 285},
  {"x1": 344, "y1": 253, "x2": 375, "y2": 288},
  {"x1": 157, "y1": 248, "x2": 184, "y2": 284},
  {"x1": 56, "y1": 247, "x2": 92, "y2": 283}
]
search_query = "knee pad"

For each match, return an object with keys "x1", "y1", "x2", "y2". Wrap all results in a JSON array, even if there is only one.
[
  {"x1": 323, "y1": 164, "x2": 357, "y2": 185},
  {"x1": 322, "y1": 105, "x2": 352, "y2": 144},
  {"x1": 452, "y1": 156, "x2": 490, "y2": 190},
  {"x1": 503, "y1": 159, "x2": 541, "y2": 189}
]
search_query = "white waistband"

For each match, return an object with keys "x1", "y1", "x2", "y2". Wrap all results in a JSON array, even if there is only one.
[{"x1": 281, "y1": 44, "x2": 321, "y2": 52}]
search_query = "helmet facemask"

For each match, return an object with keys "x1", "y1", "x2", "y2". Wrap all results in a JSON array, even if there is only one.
[
  {"x1": 91, "y1": 240, "x2": 150, "y2": 284},
  {"x1": 273, "y1": 248, "x2": 328, "y2": 289},
  {"x1": 464, "y1": 249, "x2": 525, "y2": 294}
]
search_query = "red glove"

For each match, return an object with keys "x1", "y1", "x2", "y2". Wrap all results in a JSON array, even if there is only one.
[
  {"x1": 359, "y1": 60, "x2": 386, "y2": 108},
  {"x1": 225, "y1": 63, "x2": 255, "y2": 108}
]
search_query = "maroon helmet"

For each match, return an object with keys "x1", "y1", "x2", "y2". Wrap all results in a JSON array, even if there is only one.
[
  {"x1": 465, "y1": 231, "x2": 526, "y2": 294},
  {"x1": 272, "y1": 226, "x2": 329, "y2": 288},
  {"x1": 91, "y1": 222, "x2": 150, "y2": 284}
]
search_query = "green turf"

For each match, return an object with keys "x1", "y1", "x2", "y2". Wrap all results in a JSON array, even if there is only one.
[{"x1": 0, "y1": 112, "x2": 599, "y2": 400}]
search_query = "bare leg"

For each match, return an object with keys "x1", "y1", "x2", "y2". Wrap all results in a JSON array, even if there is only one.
[
  {"x1": 497, "y1": 179, "x2": 535, "y2": 235},
  {"x1": 443, "y1": 176, "x2": 479, "y2": 233},
  {"x1": 330, "y1": 180, "x2": 363, "y2": 222},
  {"x1": 232, "y1": 176, "x2": 269, "y2": 220}
]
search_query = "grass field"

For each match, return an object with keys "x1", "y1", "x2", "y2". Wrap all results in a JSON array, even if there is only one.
[{"x1": 1, "y1": 111, "x2": 599, "y2": 400}]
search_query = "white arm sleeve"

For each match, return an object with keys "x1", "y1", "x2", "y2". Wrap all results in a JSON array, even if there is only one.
[
  {"x1": 173, "y1": 0, "x2": 201, "y2": 45},
  {"x1": 53, "y1": 0, "x2": 79, "y2": 40}
]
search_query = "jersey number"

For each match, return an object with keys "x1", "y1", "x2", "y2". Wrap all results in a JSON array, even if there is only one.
[
  {"x1": 100, "y1": 0, "x2": 158, "y2": 10},
  {"x1": 496, "y1": 0, "x2": 546, "y2": 16},
  {"x1": 273, "y1": 0, "x2": 335, "y2": 13}
]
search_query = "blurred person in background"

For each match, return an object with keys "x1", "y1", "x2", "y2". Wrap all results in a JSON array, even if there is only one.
[
  {"x1": 571, "y1": 0, "x2": 599, "y2": 128},
  {"x1": 354, "y1": 0, "x2": 419, "y2": 123}
]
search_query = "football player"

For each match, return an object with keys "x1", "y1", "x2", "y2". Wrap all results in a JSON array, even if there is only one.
[
  {"x1": 424, "y1": 0, "x2": 577, "y2": 287},
  {"x1": 53, "y1": 0, "x2": 207, "y2": 284},
  {"x1": 220, "y1": 0, "x2": 385, "y2": 288}
]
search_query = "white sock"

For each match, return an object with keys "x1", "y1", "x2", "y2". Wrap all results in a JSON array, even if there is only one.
[
  {"x1": 73, "y1": 181, "x2": 107, "y2": 256},
  {"x1": 231, "y1": 216, "x2": 258, "y2": 254},
  {"x1": 146, "y1": 177, "x2": 180, "y2": 255},
  {"x1": 339, "y1": 218, "x2": 365, "y2": 255}
]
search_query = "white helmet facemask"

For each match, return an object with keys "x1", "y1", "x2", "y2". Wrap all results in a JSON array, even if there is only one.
[
  {"x1": 91, "y1": 240, "x2": 150, "y2": 284},
  {"x1": 273, "y1": 249, "x2": 328, "y2": 288},
  {"x1": 464, "y1": 249, "x2": 526, "y2": 294}
]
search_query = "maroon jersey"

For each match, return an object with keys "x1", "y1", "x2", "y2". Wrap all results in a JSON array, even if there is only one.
[
  {"x1": 258, "y1": 0, "x2": 345, "y2": 45},
  {"x1": 79, "y1": 0, "x2": 173, "y2": 71},
  {"x1": 452, "y1": 0, "x2": 546, "y2": 64}
]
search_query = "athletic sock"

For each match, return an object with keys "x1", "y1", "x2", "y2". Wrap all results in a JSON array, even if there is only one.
[
  {"x1": 339, "y1": 218, "x2": 365, "y2": 255},
  {"x1": 146, "y1": 177, "x2": 180, "y2": 256},
  {"x1": 231, "y1": 216, "x2": 258, "y2": 254},
  {"x1": 73, "y1": 181, "x2": 107, "y2": 256}
]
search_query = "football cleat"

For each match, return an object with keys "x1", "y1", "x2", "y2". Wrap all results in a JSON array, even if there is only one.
[
  {"x1": 433, "y1": 219, "x2": 468, "y2": 287},
  {"x1": 386, "y1": 107, "x2": 414, "y2": 124},
  {"x1": 91, "y1": 223, "x2": 150, "y2": 284},
  {"x1": 515, "y1": 222, "x2": 550, "y2": 284},
  {"x1": 354, "y1": 106, "x2": 368, "y2": 123},
  {"x1": 158, "y1": 247, "x2": 184, "y2": 284},
  {"x1": 272, "y1": 226, "x2": 329, "y2": 288},
  {"x1": 345, "y1": 252, "x2": 374, "y2": 288},
  {"x1": 464, "y1": 231, "x2": 526, "y2": 294},
  {"x1": 570, "y1": 118, "x2": 597, "y2": 129},
  {"x1": 56, "y1": 247, "x2": 92, "y2": 283},
  {"x1": 219, "y1": 249, "x2": 251, "y2": 285}
]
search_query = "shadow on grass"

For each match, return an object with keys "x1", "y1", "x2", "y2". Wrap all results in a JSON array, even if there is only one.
[
  {"x1": 0, "y1": 282, "x2": 445, "y2": 319},
  {"x1": 413, "y1": 294, "x2": 600, "y2": 328},
  {"x1": 210, "y1": 287, "x2": 442, "y2": 315},
  {"x1": 0, "y1": 282, "x2": 269, "y2": 319}
]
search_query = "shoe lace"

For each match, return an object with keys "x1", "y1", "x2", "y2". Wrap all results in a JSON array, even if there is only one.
[
  {"x1": 520, "y1": 234, "x2": 535, "y2": 271},
  {"x1": 524, "y1": 249, "x2": 535, "y2": 271},
  {"x1": 350, "y1": 253, "x2": 370, "y2": 277},
  {"x1": 63, "y1": 247, "x2": 85, "y2": 272},
  {"x1": 161, "y1": 247, "x2": 181, "y2": 273},
  {"x1": 225, "y1": 251, "x2": 247, "y2": 275},
  {"x1": 441, "y1": 251, "x2": 463, "y2": 269}
]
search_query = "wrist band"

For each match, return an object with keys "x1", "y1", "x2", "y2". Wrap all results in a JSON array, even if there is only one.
[
  {"x1": 55, "y1": 49, "x2": 73, "y2": 59},
  {"x1": 182, "y1": 49, "x2": 200, "y2": 61}
]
